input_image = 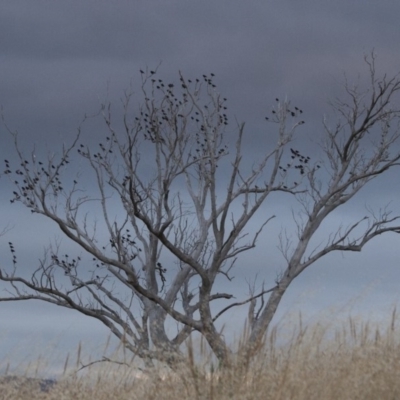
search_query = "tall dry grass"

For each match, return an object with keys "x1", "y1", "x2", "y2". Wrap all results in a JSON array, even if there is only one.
[{"x1": 1, "y1": 310, "x2": 400, "y2": 400}]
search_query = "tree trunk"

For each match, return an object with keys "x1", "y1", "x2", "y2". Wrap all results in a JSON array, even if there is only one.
[{"x1": 246, "y1": 276, "x2": 293, "y2": 357}]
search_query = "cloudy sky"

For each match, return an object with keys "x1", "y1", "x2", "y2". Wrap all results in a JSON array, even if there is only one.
[{"x1": 1, "y1": 0, "x2": 400, "y2": 376}]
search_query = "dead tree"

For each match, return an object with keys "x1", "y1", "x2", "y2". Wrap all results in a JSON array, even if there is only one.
[{"x1": 1, "y1": 53, "x2": 400, "y2": 366}]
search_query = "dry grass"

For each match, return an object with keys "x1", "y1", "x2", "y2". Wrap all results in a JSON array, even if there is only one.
[{"x1": 1, "y1": 311, "x2": 400, "y2": 400}]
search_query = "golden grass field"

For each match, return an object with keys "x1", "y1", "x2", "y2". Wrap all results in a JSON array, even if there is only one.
[{"x1": 1, "y1": 310, "x2": 400, "y2": 400}]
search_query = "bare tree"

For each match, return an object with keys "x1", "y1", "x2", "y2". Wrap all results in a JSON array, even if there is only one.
[{"x1": 1, "y1": 53, "x2": 400, "y2": 367}]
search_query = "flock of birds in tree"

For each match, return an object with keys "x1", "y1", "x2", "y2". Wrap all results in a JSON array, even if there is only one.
[
  {"x1": 265, "y1": 97, "x2": 305, "y2": 124},
  {"x1": 47, "y1": 226, "x2": 153, "y2": 285},
  {"x1": 134, "y1": 70, "x2": 230, "y2": 165},
  {"x1": 5, "y1": 157, "x2": 68, "y2": 209},
  {"x1": 265, "y1": 98, "x2": 320, "y2": 188},
  {"x1": 2, "y1": 153, "x2": 148, "y2": 283},
  {"x1": 8, "y1": 241, "x2": 16, "y2": 265},
  {"x1": 2, "y1": 71, "x2": 323, "y2": 289}
]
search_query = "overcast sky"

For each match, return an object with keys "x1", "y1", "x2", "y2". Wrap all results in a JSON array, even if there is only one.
[{"x1": 1, "y1": 0, "x2": 400, "y2": 377}]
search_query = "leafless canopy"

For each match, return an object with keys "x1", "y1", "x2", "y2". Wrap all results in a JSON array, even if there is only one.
[{"x1": 1, "y1": 53, "x2": 400, "y2": 367}]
